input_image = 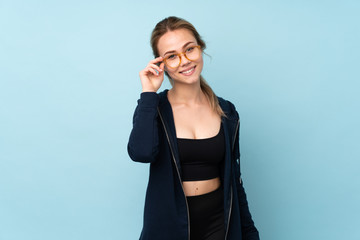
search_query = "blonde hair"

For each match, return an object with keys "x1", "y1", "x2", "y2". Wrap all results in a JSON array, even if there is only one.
[{"x1": 150, "y1": 16, "x2": 225, "y2": 117}]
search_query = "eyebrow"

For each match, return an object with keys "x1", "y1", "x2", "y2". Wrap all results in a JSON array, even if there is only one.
[{"x1": 163, "y1": 42, "x2": 196, "y2": 56}]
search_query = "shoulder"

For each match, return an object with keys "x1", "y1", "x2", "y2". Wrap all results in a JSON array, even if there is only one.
[
  {"x1": 158, "y1": 89, "x2": 169, "y2": 106},
  {"x1": 217, "y1": 96, "x2": 239, "y2": 120}
]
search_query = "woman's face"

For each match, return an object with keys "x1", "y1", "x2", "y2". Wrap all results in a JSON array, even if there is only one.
[{"x1": 157, "y1": 29, "x2": 203, "y2": 85}]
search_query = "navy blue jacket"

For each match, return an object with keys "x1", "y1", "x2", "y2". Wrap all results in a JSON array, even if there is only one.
[{"x1": 128, "y1": 90, "x2": 259, "y2": 240}]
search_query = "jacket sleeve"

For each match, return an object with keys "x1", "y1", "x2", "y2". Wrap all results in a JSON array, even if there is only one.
[
  {"x1": 127, "y1": 92, "x2": 160, "y2": 163},
  {"x1": 232, "y1": 105, "x2": 260, "y2": 240}
]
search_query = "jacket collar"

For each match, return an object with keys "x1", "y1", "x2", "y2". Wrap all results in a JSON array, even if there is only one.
[{"x1": 157, "y1": 90, "x2": 181, "y2": 171}]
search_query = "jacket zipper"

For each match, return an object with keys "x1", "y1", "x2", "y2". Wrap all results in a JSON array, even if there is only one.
[
  {"x1": 158, "y1": 108, "x2": 191, "y2": 240},
  {"x1": 225, "y1": 119, "x2": 240, "y2": 239},
  {"x1": 232, "y1": 120, "x2": 240, "y2": 152},
  {"x1": 225, "y1": 187, "x2": 233, "y2": 239}
]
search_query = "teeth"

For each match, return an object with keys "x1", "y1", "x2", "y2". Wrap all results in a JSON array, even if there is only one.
[{"x1": 182, "y1": 67, "x2": 194, "y2": 74}]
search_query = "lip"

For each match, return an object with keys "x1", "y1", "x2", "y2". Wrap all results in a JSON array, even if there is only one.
[{"x1": 179, "y1": 66, "x2": 196, "y2": 76}]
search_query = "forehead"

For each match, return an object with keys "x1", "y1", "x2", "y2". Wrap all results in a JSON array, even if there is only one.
[{"x1": 157, "y1": 29, "x2": 197, "y2": 55}]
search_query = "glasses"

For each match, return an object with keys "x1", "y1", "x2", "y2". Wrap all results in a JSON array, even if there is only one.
[{"x1": 162, "y1": 45, "x2": 202, "y2": 69}]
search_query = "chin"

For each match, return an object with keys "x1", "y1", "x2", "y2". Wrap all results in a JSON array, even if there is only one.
[{"x1": 171, "y1": 75, "x2": 201, "y2": 86}]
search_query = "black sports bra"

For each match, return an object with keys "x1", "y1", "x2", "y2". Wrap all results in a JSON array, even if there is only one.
[{"x1": 177, "y1": 125, "x2": 225, "y2": 181}]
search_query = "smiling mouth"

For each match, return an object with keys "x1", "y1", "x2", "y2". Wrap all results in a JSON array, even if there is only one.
[{"x1": 180, "y1": 66, "x2": 196, "y2": 75}]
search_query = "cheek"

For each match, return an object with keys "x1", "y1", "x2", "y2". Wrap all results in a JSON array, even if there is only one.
[
  {"x1": 194, "y1": 57, "x2": 204, "y2": 73},
  {"x1": 165, "y1": 67, "x2": 177, "y2": 77},
  {"x1": 198, "y1": 55, "x2": 204, "y2": 66}
]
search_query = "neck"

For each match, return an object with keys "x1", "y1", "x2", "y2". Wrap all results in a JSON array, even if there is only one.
[{"x1": 168, "y1": 81, "x2": 204, "y2": 105}]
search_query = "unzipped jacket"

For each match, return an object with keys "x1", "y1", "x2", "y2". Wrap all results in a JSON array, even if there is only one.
[{"x1": 127, "y1": 90, "x2": 260, "y2": 240}]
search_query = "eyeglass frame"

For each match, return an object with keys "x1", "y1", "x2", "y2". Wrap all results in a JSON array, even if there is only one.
[{"x1": 161, "y1": 45, "x2": 202, "y2": 69}]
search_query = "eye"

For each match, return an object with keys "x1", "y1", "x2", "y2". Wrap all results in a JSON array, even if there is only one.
[
  {"x1": 167, "y1": 54, "x2": 176, "y2": 60},
  {"x1": 186, "y1": 47, "x2": 195, "y2": 53}
]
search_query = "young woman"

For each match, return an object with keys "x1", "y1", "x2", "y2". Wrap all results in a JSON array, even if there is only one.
[{"x1": 128, "y1": 16, "x2": 260, "y2": 240}]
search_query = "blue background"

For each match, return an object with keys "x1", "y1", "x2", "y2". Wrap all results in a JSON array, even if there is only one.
[{"x1": 1, "y1": 1, "x2": 359, "y2": 239}]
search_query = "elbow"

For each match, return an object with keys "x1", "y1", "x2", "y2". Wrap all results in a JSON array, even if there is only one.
[
  {"x1": 127, "y1": 143, "x2": 158, "y2": 163},
  {"x1": 242, "y1": 227, "x2": 260, "y2": 240}
]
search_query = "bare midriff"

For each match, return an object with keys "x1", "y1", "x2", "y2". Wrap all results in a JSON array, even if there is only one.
[{"x1": 182, "y1": 177, "x2": 221, "y2": 196}]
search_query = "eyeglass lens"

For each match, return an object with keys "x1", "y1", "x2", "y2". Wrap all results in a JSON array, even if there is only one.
[{"x1": 165, "y1": 46, "x2": 201, "y2": 68}]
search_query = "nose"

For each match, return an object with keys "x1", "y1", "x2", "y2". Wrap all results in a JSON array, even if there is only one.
[{"x1": 179, "y1": 53, "x2": 191, "y2": 66}]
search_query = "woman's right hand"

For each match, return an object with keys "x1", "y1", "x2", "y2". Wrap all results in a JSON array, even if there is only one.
[{"x1": 139, "y1": 57, "x2": 165, "y2": 93}]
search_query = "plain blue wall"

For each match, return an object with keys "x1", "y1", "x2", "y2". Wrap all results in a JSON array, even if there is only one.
[{"x1": 1, "y1": 1, "x2": 359, "y2": 239}]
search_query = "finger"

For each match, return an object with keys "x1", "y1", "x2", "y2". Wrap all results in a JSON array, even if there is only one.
[
  {"x1": 159, "y1": 62, "x2": 165, "y2": 71},
  {"x1": 146, "y1": 67, "x2": 159, "y2": 76},
  {"x1": 149, "y1": 56, "x2": 164, "y2": 64},
  {"x1": 140, "y1": 67, "x2": 157, "y2": 77},
  {"x1": 148, "y1": 63, "x2": 163, "y2": 73}
]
